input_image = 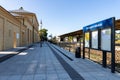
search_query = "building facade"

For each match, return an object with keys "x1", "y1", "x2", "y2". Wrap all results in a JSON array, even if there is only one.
[{"x1": 0, "y1": 6, "x2": 39, "y2": 50}]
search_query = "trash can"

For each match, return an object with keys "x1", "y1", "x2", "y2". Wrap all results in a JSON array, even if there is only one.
[{"x1": 75, "y1": 47, "x2": 81, "y2": 58}]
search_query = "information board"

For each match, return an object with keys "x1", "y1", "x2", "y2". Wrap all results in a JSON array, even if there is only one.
[
  {"x1": 91, "y1": 31, "x2": 98, "y2": 49},
  {"x1": 85, "y1": 32, "x2": 90, "y2": 47},
  {"x1": 83, "y1": 17, "x2": 115, "y2": 73},
  {"x1": 101, "y1": 28, "x2": 111, "y2": 51}
]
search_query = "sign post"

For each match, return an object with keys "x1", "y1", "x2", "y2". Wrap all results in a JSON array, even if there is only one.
[{"x1": 111, "y1": 18, "x2": 115, "y2": 73}]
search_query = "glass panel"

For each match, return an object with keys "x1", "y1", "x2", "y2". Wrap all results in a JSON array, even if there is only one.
[
  {"x1": 92, "y1": 31, "x2": 98, "y2": 49},
  {"x1": 101, "y1": 28, "x2": 111, "y2": 51}
]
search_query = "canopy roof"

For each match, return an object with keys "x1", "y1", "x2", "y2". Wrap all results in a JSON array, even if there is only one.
[
  {"x1": 59, "y1": 29, "x2": 83, "y2": 38},
  {"x1": 59, "y1": 19, "x2": 120, "y2": 38}
]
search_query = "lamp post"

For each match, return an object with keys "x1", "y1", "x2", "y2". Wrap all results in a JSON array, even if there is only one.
[{"x1": 40, "y1": 20, "x2": 42, "y2": 47}]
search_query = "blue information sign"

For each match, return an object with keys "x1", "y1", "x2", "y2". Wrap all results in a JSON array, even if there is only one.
[
  {"x1": 83, "y1": 17, "x2": 114, "y2": 32},
  {"x1": 83, "y1": 17, "x2": 115, "y2": 73}
]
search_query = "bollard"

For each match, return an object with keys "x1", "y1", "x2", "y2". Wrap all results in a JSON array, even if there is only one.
[{"x1": 75, "y1": 47, "x2": 81, "y2": 58}]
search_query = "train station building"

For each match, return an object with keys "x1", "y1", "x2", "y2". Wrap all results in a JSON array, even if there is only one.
[{"x1": 0, "y1": 6, "x2": 39, "y2": 50}]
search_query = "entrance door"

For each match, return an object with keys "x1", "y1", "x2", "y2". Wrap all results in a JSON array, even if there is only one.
[{"x1": 13, "y1": 32, "x2": 16, "y2": 48}]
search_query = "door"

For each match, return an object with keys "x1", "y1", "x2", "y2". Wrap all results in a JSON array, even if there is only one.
[{"x1": 13, "y1": 32, "x2": 16, "y2": 48}]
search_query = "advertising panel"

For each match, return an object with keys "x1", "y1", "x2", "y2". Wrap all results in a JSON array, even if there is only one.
[
  {"x1": 91, "y1": 31, "x2": 98, "y2": 49},
  {"x1": 85, "y1": 32, "x2": 90, "y2": 47},
  {"x1": 101, "y1": 28, "x2": 111, "y2": 51}
]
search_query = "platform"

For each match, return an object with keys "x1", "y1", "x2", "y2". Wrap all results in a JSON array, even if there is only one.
[{"x1": 0, "y1": 42, "x2": 120, "y2": 80}]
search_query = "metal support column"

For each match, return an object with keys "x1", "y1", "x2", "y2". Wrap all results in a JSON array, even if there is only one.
[
  {"x1": 111, "y1": 17, "x2": 115, "y2": 73},
  {"x1": 102, "y1": 51, "x2": 107, "y2": 67}
]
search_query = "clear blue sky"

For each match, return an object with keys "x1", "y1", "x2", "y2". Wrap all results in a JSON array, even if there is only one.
[{"x1": 0, "y1": 0, "x2": 120, "y2": 36}]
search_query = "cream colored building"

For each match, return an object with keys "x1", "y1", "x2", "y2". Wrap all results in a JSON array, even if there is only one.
[
  {"x1": 10, "y1": 7, "x2": 39, "y2": 46},
  {"x1": 0, "y1": 6, "x2": 39, "y2": 51}
]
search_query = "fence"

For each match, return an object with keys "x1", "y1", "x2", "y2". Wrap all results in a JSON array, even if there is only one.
[{"x1": 58, "y1": 42, "x2": 120, "y2": 72}]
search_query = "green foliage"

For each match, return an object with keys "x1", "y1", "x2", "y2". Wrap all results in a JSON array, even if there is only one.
[
  {"x1": 68, "y1": 36, "x2": 73, "y2": 42},
  {"x1": 52, "y1": 36, "x2": 57, "y2": 42},
  {"x1": 39, "y1": 28, "x2": 48, "y2": 40}
]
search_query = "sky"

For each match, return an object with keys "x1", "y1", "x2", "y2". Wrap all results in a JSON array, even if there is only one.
[{"x1": 0, "y1": 0, "x2": 120, "y2": 37}]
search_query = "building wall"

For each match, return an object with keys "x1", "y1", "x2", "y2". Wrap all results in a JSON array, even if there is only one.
[
  {"x1": 0, "y1": 6, "x2": 39, "y2": 51},
  {"x1": 0, "y1": 16, "x2": 4, "y2": 50},
  {"x1": 24, "y1": 19, "x2": 33, "y2": 44},
  {"x1": 20, "y1": 14, "x2": 39, "y2": 43},
  {"x1": 4, "y1": 20, "x2": 20, "y2": 49},
  {"x1": 21, "y1": 25, "x2": 27, "y2": 46},
  {"x1": 34, "y1": 30, "x2": 39, "y2": 42},
  {"x1": 0, "y1": 6, "x2": 20, "y2": 50},
  {"x1": 17, "y1": 17, "x2": 34, "y2": 46}
]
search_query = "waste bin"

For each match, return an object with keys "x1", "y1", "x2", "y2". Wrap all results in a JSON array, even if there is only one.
[{"x1": 75, "y1": 47, "x2": 81, "y2": 58}]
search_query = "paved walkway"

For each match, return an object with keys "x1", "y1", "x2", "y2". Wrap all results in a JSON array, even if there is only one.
[
  {"x1": 0, "y1": 44, "x2": 33, "y2": 58},
  {"x1": 0, "y1": 42, "x2": 120, "y2": 80}
]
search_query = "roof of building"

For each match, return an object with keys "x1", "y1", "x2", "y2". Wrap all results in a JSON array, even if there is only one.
[
  {"x1": 59, "y1": 29, "x2": 83, "y2": 38},
  {"x1": 116, "y1": 19, "x2": 120, "y2": 30},
  {"x1": 9, "y1": 7, "x2": 33, "y2": 14},
  {"x1": 59, "y1": 19, "x2": 120, "y2": 38},
  {"x1": 10, "y1": 13, "x2": 21, "y2": 16},
  {"x1": 9, "y1": 7, "x2": 39, "y2": 28},
  {"x1": 0, "y1": 6, "x2": 21, "y2": 25}
]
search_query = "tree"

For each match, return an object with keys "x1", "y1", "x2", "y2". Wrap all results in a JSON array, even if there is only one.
[{"x1": 39, "y1": 28, "x2": 48, "y2": 41}]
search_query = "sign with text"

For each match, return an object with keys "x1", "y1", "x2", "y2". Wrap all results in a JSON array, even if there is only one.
[
  {"x1": 83, "y1": 17, "x2": 114, "y2": 32},
  {"x1": 83, "y1": 17, "x2": 114, "y2": 51},
  {"x1": 83, "y1": 17, "x2": 115, "y2": 73}
]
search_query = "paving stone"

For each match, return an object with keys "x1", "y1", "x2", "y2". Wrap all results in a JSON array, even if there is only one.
[
  {"x1": 7, "y1": 75, "x2": 22, "y2": 80},
  {"x1": 0, "y1": 42, "x2": 120, "y2": 80},
  {"x1": 46, "y1": 74, "x2": 58, "y2": 80},
  {"x1": 0, "y1": 76, "x2": 9, "y2": 80},
  {"x1": 21, "y1": 75, "x2": 34, "y2": 80},
  {"x1": 34, "y1": 74, "x2": 46, "y2": 80}
]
